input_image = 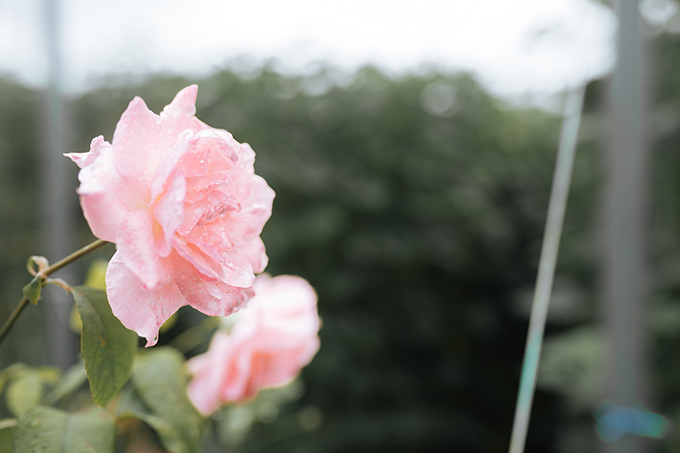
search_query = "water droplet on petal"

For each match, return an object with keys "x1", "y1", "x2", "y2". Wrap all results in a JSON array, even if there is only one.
[{"x1": 207, "y1": 284, "x2": 222, "y2": 300}]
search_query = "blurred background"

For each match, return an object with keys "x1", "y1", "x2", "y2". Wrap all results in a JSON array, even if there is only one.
[{"x1": 2, "y1": 0, "x2": 680, "y2": 451}]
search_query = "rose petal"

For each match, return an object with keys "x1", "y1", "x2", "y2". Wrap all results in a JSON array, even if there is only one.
[
  {"x1": 220, "y1": 175, "x2": 275, "y2": 246},
  {"x1": 218, "y1": 249, "x2": 255, "y2": 288},
  {"x1": 117, "y1": 207, "x2": 169, "y2": 290},
  {"x1": 200, "y1": 130, "x2": 242, "y2": 173},
  {"x1": 247, "y1": 346, "x2": 316, "y2": 391},
  {"x1": 160, "y1": 85, "x2": 204, "y2": 136},
  {"x1": 173, "y1": 236, "x2": 221, "y2": 281},
  {"x1": 106, "y1": 252, "x2": 185, "y2": 346},
  {"x1": 65, "y1": 136, "x2": 110, "y2": 169},
  {"x1": 240, "y1": 237, "x2": 268, "y2": 274},
  {"x1": 222, "y1": 345, "x2": 255, "y2": 401},
  {"x1": 184, "y1": 173, "x2": 231, "y2": 205},
  {"x1": 149, "y1": 131, "x2": 192, "y2": 204},
  {"x1": 111, "y1": 97, "x2": 159, "y2": 198},
  {"x1": 170, "y1": 251, "x2": 253, "y2": 317},
  {"x1": 177, "y1": 190, "x2": 239, "y2": 237},
  {"x1": 186, "y1": 332, "x2": 233, "y2": 415},
  {"x1": 72, "y1": 145, "x2": 129, "y2": 243},
  {"x1": 153, "y1": 170, "x2": 186, "y2": 258}
]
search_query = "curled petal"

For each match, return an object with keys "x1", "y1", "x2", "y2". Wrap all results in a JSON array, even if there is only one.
[{"x1": 65, "y1": 136, "x2": 111, "y2": 169}]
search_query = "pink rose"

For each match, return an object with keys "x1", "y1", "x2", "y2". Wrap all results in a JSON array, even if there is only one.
[
  {"x1": 66, "y1": 85, "x2": 275, "y2": 346},
  {"x1": 186, "y1": 274, "x2": 320, "y2": 415}
]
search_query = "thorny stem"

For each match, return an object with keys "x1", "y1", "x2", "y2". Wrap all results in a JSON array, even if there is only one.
[{"x1": 0, "y1": 238, "x2": 109, "y2": 346}]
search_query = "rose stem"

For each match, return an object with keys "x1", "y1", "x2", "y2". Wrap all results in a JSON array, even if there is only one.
[{"x1": 0, "y1": 238, "x2": 110, "y2": 346}]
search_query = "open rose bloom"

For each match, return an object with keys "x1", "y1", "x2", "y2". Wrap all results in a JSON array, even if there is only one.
[
  {"x1": 187, "y1": 274, "x2": 320, "y2": 415},
  {"x1": 67, "y1": 85, "x2": 275, "y2": 345}
]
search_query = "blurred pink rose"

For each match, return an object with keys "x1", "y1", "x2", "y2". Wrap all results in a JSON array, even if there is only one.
[
  {"x1": 186, "y1": 274, "x2": 320, "y2": 415},
  {"x1": 66, "y1": 85, "x2": 275, "y2": 346}
]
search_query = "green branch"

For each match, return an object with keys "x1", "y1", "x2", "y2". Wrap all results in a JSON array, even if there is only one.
[{"x1": 0, "y1": 239, "x2": 109, "y2": 346}]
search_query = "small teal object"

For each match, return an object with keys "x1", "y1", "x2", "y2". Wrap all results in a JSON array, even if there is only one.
[{"x1": 595, "y1": 401, "x2": 672, "y2": 442}]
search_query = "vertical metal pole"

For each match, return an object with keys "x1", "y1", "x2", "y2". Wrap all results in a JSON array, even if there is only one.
[
  {"x1": 42, "y1": 0, "x2": 76, "y2": 370},
  {"x1": 603, "y1": 0, "x2": 648, "y2": 451}
]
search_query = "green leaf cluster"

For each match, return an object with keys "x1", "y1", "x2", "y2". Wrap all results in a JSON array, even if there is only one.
[
  {"x1": 0, "y1": 285, "x2": 206, "y2": 452},
  {"x1": 118, "y1": 348, "x2": 204, "y2": 453}
]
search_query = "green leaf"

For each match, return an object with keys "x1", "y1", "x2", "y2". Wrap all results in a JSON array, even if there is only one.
[
  {"x1": 6, "y1": 371, "x2": 43, "y2": 417},
  {"x1": 12, "y1": 406, "x2": 66, "y2": 453},
  {"x1": 13, "y1": 405, "x2": 115, "y2": 453},
  {"x1": 129, "y1": 348, "x2": 204, "y2": 453},
  {"x1": 22, "y1": 275, "x2": 43, "y2": 305},
  {"x1": 62, "y1": 408, "x2": 116, "y2": 452},
  {"x1": 72, "y1": 286, "x2": 137, "y2": 407}
]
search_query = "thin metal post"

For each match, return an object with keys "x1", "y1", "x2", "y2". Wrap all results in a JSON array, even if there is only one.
[{"x1": 508, "y1": 84, "x2": 585, "y2": 453}]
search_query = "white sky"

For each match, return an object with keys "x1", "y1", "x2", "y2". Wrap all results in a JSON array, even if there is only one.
[{"x1": 0, "y1": 0, "x2": 618, "y2": 98}]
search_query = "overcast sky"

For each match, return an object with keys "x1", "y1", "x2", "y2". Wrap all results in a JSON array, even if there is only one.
[{"x1": 0, "y1": 0, "x2": 628, "y2": 98}]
